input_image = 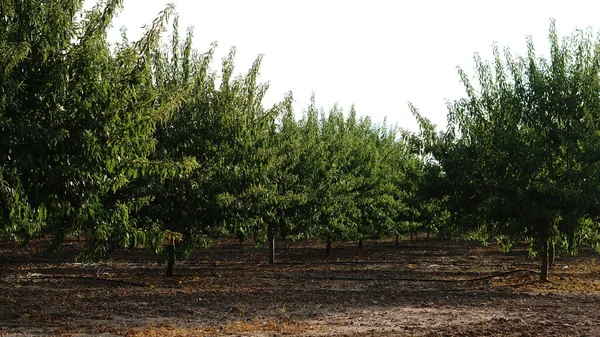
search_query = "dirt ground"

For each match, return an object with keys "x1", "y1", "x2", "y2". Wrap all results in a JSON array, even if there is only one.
[{"x1": 1, "y1": 237, "x2": 600, "y2": 337}]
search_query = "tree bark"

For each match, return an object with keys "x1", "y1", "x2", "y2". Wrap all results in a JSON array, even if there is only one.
[
  {"x1": 268, "y1": 231, "x2": 275, "y2": 265},
  {"x1": 540, "y1": 239, "x2": 549, "y2": 282},
  {"x1": 395, "y1": 234, "x2": 399, "y2": 245},
  {"x1": 548, "y1": 242, "x2": 555, "y2": 267},
  {"x1": 326, "y1": 237, "x2": 332, "y2": 255},
  {"x1": 358, "y1": 238, "x2": 363, "y2": 250},
  {"x1": 165, "y1": 242, "x2": 175, "y2": 277},
  {"x1": 20, "y1": 233, "x2": 31, "y2": 247}
]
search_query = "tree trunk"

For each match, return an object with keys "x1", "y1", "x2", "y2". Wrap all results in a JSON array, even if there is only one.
[
  {"x1": 358, "y1": 238, "x2": 363, "y2": 250},
  {"x1": 540, "y1": 239, "x2": 549, "y2": 282},
  {"x1": 427, "y1": 231, "x2": 430, "y2": 239},
  {"x1": 326, "y1": 237, "x2": 332, "y2": 255},
  {"x1": 20, "y1": 233, "x2": 31, "y2": 247},
  {"x1": 548, "y1": 242, "x2": 555, "y2": 267},
  {"x1": 268, "y1": 232, "x2": 275, "y2": 265},
  {"x1": 165, "y1": 242, "x2": 175, "y2": 277},
  {"x1": 395, "y1": 234, "x2": 399, "y2": 245},
  {"x1": 410, "y1": 231, "x2": 414, "y2": 242},
  {"x1": 237, "y1": 232, "x2": 245, "y2": 245}
]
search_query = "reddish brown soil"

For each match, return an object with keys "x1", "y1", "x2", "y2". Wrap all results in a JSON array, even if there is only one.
[{"x1": 1, "y1": 238, "x2": 600, "y2": 336}]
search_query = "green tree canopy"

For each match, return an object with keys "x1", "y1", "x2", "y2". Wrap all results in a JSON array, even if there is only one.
[
  {"x1": 439, "y1": 20, "x2": 600, "y2": 280},
  {"x1": 0, "y1": 0, "x2": 191, "y2": 258}
]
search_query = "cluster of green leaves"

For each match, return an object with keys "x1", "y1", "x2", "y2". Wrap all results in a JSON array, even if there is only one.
[
  {"x1": 0, "y1": 0, "x2": 193, "y2": 258},
  {"x1": 293, "y1": 101, "x2": 418, "y2": 246}
]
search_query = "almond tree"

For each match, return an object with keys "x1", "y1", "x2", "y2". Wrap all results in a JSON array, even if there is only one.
[
  {"x1": 439, "y1": 21, "x2": 600, "y2": 281},
  {"x1": 0, "y1": 0, "x2": 190, "y2": 258}
]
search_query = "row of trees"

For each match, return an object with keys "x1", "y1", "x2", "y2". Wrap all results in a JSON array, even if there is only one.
[
  {"x1": 0, "y1": 0, "x2": 438, "y2": 276},
  {"x1": 3, "y1": 1, "x2": 600, "y2": 281}
]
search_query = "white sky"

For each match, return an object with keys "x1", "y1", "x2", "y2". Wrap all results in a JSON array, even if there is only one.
[{"x1": 101, "y1": 0, "x2": 600, "y2": 131}]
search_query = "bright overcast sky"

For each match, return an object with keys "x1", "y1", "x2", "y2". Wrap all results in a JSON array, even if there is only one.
[{"x1": 99, "y1": 0, "x2": 600, "y2": 132}]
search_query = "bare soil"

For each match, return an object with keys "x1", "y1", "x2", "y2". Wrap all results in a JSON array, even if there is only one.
[{"x1": 1, "y1": 237, "x2": 600, "y2": 336}]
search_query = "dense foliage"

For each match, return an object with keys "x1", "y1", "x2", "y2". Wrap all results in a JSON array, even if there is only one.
[
  {"x1": 2, "y1": 1, "x2": 600, "y2": 281},
  {"x1": 433, "y1": 21, "x2": 600, "y2": 280},
  {"x1": 0, "y1": 0, "x2": 195, "y2": 258},
  {"x1": 0, "y1": 0, "x2": 429, "y2": 274}
]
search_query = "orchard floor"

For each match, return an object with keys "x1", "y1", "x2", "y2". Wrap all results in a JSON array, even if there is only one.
[{"x1": 1, "y1": 238, "x2": 600, "y2": 337}]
